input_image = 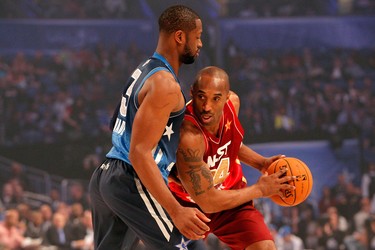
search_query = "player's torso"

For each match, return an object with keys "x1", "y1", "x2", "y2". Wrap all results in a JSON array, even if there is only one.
[
  {"x1": 171, "y1": 101, "x2": 245, "y2": 204},
  {"x1": 193, "y1": 101, "x2": 245, "y2": 190},
  {"x1": 107, "y1": 53, "x2": 185, "y2": 181}
]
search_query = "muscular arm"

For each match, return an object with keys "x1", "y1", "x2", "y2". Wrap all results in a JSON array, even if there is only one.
[
  {"x1": 238, "y1": 145, "x2": 285, "y2": 173},
  {"x1": 129, "y1": 71, "x2": 209, "y2": 239},
  {"x1": 176, "y1": 121, "x2": 295, "y2": 213}
]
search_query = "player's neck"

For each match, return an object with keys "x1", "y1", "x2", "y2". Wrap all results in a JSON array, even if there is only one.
[
  {"x1": 204, "y1": 124, "x2": 220, "y2": 138},
  {"x1": 155, "y1": 40, "x2": 181, "y2": 76}
]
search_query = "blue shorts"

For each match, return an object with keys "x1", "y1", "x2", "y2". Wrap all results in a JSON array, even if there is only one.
[{"x1": 89, "y1": 158, "x2": 206, "y2": 250}]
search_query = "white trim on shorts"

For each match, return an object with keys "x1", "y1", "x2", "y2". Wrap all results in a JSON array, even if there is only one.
[{"x1": 134, "y1": 177, "x2": 174, "y2": 242}]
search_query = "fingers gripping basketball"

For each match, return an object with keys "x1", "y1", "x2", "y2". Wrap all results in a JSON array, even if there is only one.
[{"x1": 266, "y1": 157, "x2": 313, "y2": 207}]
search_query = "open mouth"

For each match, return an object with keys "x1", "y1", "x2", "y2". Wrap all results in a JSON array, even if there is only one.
[{"x1": 201, "y1": 113, "x2": 212, "y2": 123}]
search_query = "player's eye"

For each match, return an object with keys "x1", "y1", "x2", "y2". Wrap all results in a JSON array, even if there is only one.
[{"x1": 197, "y1": 95, "x2": 205, "y2": 100}]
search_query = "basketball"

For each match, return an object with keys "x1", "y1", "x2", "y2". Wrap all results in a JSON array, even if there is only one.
[{"x1": 266, "y1": 157, "x2": 313, "y2": 207}]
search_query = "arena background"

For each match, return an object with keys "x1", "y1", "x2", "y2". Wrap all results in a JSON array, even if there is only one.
[{"x1": 0, "y1": 1, "x2": 375, "y2": 249}]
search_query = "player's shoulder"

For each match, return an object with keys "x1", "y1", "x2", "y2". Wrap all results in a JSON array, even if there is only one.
[
  {"x1": 228, "y1": 91, "x2": 239, "y2": 106},
  {"x1": 148, "y1": 70, "x2": 181, "y2": 92},
  {"x1": 228, "y1": 91, "x2": 240, "y2": 115},
  {"x1": 181, "y1": 119, "x2": 201, "y2": 134},
  {"x1": 141, "y1": 70, "x2": 181, "y2": 103},
  {"x1": 180, "y1": 119, "x2": 204, "y2": 143}
]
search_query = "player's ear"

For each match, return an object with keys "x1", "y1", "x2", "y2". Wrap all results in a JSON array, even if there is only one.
[{"x1": 175, "y1": 30, "x2": 185, "y2": 44}]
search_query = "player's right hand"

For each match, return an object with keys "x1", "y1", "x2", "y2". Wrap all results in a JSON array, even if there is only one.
[
  {"x1": 169, "y1": 206, "x2": 210, "y2": 240},
  {"x1": 256, "y1": 168, "x2": 296, "y2": 198}
]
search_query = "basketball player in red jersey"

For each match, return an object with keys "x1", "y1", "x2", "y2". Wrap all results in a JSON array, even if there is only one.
[{"x1": 169, "y1": 66, "x2": 296, "y2": 250}]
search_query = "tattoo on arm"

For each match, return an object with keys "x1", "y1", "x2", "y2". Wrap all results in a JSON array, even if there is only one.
[
  {"x1": 178, "y1": 148, "x2": 200, "y2": 162},
  {"x1": 179, "y1": 147, "x2": 214, "y2": 196},
  {"x1": 187, "y1": 165, "x2": 204, "y2": 195},
  {"x1": 201, "y1": 167, "x2": 213, "y2": 190}
]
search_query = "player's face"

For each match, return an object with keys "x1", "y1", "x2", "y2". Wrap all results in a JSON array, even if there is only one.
[
  {"x1": 192, "y1": 76, "x2": 228, "y2": 130},
  {"x1": 180, "y1": 19, "x2": 203, "y2": 65}
]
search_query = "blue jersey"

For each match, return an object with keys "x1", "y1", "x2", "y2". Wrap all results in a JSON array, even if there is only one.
[{"x1": 106, "y1": 52, "x2": 185, "y2": 182}]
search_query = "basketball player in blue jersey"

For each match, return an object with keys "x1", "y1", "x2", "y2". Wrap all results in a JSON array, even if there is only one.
[{"x1": 89, "y1": 5, "x2": 210, "y2": 250}]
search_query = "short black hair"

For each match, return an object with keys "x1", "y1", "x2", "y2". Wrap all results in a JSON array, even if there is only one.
[{"x1": 158, "y1": 5, "x2": 200, "y2": 34}]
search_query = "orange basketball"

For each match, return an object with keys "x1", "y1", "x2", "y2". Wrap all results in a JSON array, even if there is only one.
[{"x1": 266, "y1": 157, "x2": 313, "y2": 207}]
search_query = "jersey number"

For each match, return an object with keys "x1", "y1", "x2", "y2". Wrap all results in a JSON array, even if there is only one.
[
  {"x1": 120, "y1": 68, "x2": 142, "y2": 116},
  {"x1": 211, "y1": 157, "x2": 230, "y2": 186},
  {"x1": 113, "y1": 68, "x2": 142, "y2": 135}
]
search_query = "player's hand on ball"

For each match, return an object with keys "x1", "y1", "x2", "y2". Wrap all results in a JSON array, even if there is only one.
[
  {"x1": 260, "y1": 154, "x2": 286, "y2": 173},
  {"x1": 256, "y1": 168, "x2": 296, "y2": 198},
  {"x1": 266, "y1": 157, "x2": 313, "y2": 206}
]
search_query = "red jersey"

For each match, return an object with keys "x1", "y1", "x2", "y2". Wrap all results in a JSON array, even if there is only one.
[{"x1": 169, "y1": 100, "x2": 246, "y2": 203}]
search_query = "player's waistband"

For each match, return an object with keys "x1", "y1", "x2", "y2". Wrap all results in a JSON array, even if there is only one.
[{"x1": 103, "y1": 157, "x2": 136, "y2": 174}]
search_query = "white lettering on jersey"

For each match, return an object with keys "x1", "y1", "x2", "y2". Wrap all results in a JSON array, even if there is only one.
[
  {"x1": 113, "y1": 118, "x2": 126, "y2": 135},
  {"x1": 114, "y1": 68, "x2": 142, "y2": 136},
  {"x1": 206, "y1": 141, "x2": 231, "y2": 168},
  {"x1": 120, "y1": 68, "x2": 141, "y2": 116}
]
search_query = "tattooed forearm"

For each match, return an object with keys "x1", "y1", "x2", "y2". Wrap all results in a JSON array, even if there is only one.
[
  {"x1": 186, "y1": 165, "x2": 204, "y2": 195},
  {"x1": 179, "y1": 147, "x2": 214, "y2": 196},
  {"x1": 201, "y1": 167, "x2": 214, "y2": 190},
  {"x1": 185, "y1": 164, "x2": 214, "y2": 196}
]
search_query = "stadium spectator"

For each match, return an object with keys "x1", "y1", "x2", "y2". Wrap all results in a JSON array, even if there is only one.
[
  {"x1": 317, "y1": 206, "x2": 349, "y2": 249},
  {"x1": 39, "y1": 204, "x2": 53, "y2": 233},
  {"x1": 67, "y1": 182, "x2": 89, "y2": 210},
  {"x1": 24, "y1": 209, "x2": 44, "y2": 239},
  {"x1": 278, "y1": 225, "x2": 304, "y2": 250},
  {"x1": 1, "y1": 182, "x2": 20, "y2": 209},
  {"x1": 0, "y1": 209, "x2": 25, "y2": 249},
  {"x1": 43, "y1": 212, "x2": 74, "y2": 250},
  {"x1": 49, "y1": 188, "x2": 63, "y2": 212},
  {"x1": 318, "y1": 185, "x2": 336, "y2": 216},
  {"x1": 70, "y1": 210, "x2": 94, "y2": 250}
]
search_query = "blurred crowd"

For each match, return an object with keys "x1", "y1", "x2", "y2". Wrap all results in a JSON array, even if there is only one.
[
  {"x1": 224, "y1": 44, "x2": 375, "y2": 161},
  {"x1": 0, "y1": 162, "x2": 93, "y2": 250},
  {"x1": 0, "y1": 0, "x2": 144, "y2": 19},
  {"x1": 217, "y1": 0, "x2": 375, "y2": 18},
  {"x1": 1, "y1": 44, "x2": 374, "y2": 163},
  {"x1": 0, "y1": 44, "x2": 146, "y2": 146},
  {"x1": 1, "y1": 0, "x2": 374, "y2": 19}
]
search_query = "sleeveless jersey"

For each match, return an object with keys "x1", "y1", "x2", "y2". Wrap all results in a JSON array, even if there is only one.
[
  {"x1": 106, "y1": 52, "x2": 185, "y2": 182},
  {"x1": 169, "y1": 100, "x2": 245, "y2": 203}
]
